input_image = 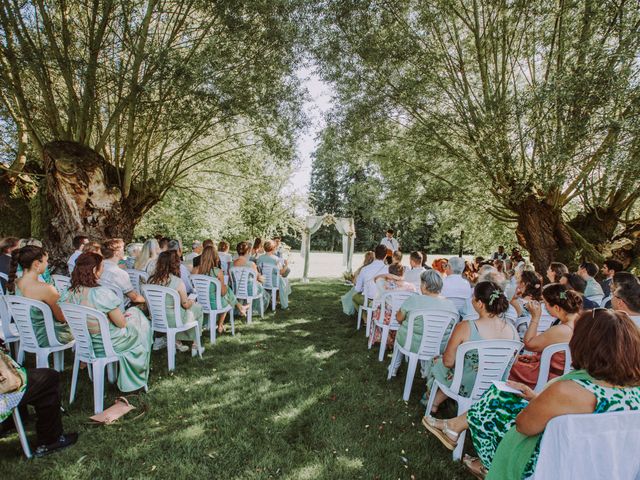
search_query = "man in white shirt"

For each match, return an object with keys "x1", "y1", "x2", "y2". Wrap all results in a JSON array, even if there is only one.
[
  {"x1": 611, "y1": 283, "x2": 640, "y2": 327},
  {"x1": 404, "y1": 251, "x2": 427, "y2": 289},
  {"x1": 352, "y1": 245, "x2": 389, "y2": 312},
  {"x1": 184, "y1": 240, "x2": 202, "y2": 273},
  {"x1": 379, "y1": 229, "x2": 399, "y2": 254},
  {"x1": 441, "y1": 256, "x2": 472, "y2": 300},
  {"x1": 99, "y1": 238, "x2": 145, "y2": 305},
  {"x1": 67, "y1": 235, "x2": 89, "y2": 274},
  {"x1": 168, "y1": 239, "x2": 193, "y2": 295},
  {"x1": 491, "y1": 245, "x2": 508, "y2": 261},
  {"x1": 578, "y1": 261, "x2": 604, "y2": 302}
]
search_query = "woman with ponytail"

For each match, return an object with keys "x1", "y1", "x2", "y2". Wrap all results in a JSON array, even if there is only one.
[
  {"x1": 507, "y1": 284, "x2": 582, "y2": 389},
  {"x1": 424, "y1": 281, "x2": 519, "y2": 413},
  {"x1": 8, "y1": 246, "x2": 73, "y2": 347}
]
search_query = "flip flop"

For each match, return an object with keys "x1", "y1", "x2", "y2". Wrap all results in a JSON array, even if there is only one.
[
  {"x1": 422, "y1": 416, "x2": 459, "y2": 450},
  {"x1": 463, "y1": 455, "x2": 488, "y2": 479}
]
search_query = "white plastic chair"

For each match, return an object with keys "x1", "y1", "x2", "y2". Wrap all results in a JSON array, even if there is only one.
[
  {"x1": 0, "y1": 296, "x2": 20, "y2": 357},
  {"x1": 191, "y1": 274, "x2": 235, "y2": 344},
  {"x1": 5, "y1": 295, "x2": 75, "y2": 371},
  {"x1": 357, "y1": 292, "x2": 375, "y2": 334},
  {"x1": 426, "y1": 339, "x2": 522, "y2": 460},
  {"x1": 261, "y1": 265, "x2": 281, "y2": 311},
  {"x1": 12, "y1": 409, "x2": 32, "y2": 459},
  {"x1": 530, "y1": 411, "x2": 640, "y2": 479},
  {"x1": 533, "y1": 342, "x2": 572, "y2": 393},
  {"x1": 0, "y1": 271, "x2": 8, "y2": 294},
  {"x1": 600, "y1": 295, "x2": 612, "y2": 307},
  {"x1": 126, "y1": 269, "x2": 148, "y2": 294},
  {"x1": 388, "y1": 308, "x2": 459, "y2": 401},
  {"x1": 220, "y1": 260, "x2": 230, "y2": 285},
  {"x1": 100, "y1": 282, "x2": 127, "y2": 312},
  {"x1": 230, "y1": 267, "x2": 264, "y2": 324},
  {"x1": 60, "y1": 303, "x2": 121, "y2": 414},
  {"x1": 446, "y1": 296, "x2": 468, "y2": 316},
  {"x1": 515, "y1": 305, "x2": 555, "y2": 338},
  {"x1": 368, "y1": 290, "x2": 417, "y2": 361},
  {"x1": 142, "y1": 284, "x2": 202, "y2": 371},
  {"x1": 51, "y1": 274, "x2": 71, "y2": 293}
]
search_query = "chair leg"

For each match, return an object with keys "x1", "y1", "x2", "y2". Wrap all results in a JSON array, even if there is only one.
[
  {"x1": 387, "y1": 344, "x2": 402, "y2": 379},
  {"x1": 425, "y1": 381, "x2": 441, "y2": 417},
  {"x1": 13, "y1": 410, "x2": 32, "y2": 459},
  {"x1": 452, "y1": 430, "x2": 466, "y2": 461},
  {"x1": 357, "y1": 307, "x2": 363, "y2": 330},
  {"x1": 210, "y1": 312, "x2": 217, "y2": 345},
  {"x1": 246, "y1": 302, "x2": 253, "y2": 325},
  {"x1": 368, "y1": 325, "x2": 375, "y2": 349},
  {"x1": 259, "y1": 296, "x2": 264, "y2": 318},
  {"x1": 167, "y1": 332, "x2": 176, "y2": 371},
  {"x1": 272, "y1": 290, "x2": 276, "y2": 311},
  {"x1": 17, "y1": 346, "x2": 24, "y2": 364},
  {"x1": 53, "y1": 350, "x2": 64, "y2": 372},
  {"x1": 107, "y1": 362, "x2": 117, "y2": 384},
  {"x1": 403, "y1": 356, "x2": 419, "y2": 401},
  {"x1": 70, "y1": 355, "x2": 80, "y2": 404},
  {"x1": 194, "y1": 325, "x2": 203, "y2": 359},
  {"x1": 36, "y1": 352, "x2": 49, "y2": 369},
  {"x1": 229, "y1": 309, "x2": 235, "y2": 336},
  {"x1": 378, "y1": 327, "x2": 389, "y2": 361},
  {"x1": 93, "y1": 363, "x2": 105, "y2": 414}
]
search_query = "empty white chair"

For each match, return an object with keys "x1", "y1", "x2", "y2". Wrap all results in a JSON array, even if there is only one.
[
  {"x1": 230, "y1": 267, "x2": 264, "y2": 324},
  {"x1": 426, "y1": 339, "x2": 522, "y2": 460},
  {"x1": 126, "y1": 269, "x2": 148, "y2": 294},
  {"x1": 388, "y1": 308, "x2": 459, "y2": 401},
  {"x1": 142, "y1": 284, "x2": 202, "y2": 371},
  {"x1": 0, "y1": 271, "x2": 8, "y2": 294},
  {"x1": 5, "y1": 295, "x2": 75, "y2": 371},
  {"x1": 368, "y1": 290, "x2": 417, "y2": 361},
  {"x1": 60, "y1": 303, "x2": 120, "y2": 414},
  {"x1": 533, "y1": 342, "x2": 572, "y2": 393},
  {"x1": 51, "y1": 274, "x2": 71, "y2": 293},
  {"x1": 190, "y1": 274, "x2": 235, "y2": 344},
  {"x1": 261, "y1": 265, "x2": 281, "y2": 311},
  {"x1": 531, "y1": 411, "x2": 640, "y2": 479},
  {"x1": 0, "y1": 296, "x2": 20, "y2": 356}
]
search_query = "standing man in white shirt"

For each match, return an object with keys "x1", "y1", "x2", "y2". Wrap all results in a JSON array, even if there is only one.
[
  {"x1": 67, "y1": 235, "x2": 89, "y2": 274},
  {"x1": 99, "y1": 238, "x2": 145, "y2": 305},
  {"x1": 404, "y1": 251, "x2": 427, "y2": 289},
  {"x1": 352, "y1": 245, "x2": 389, "y2": 312},
  {"x1": 441, "y1": 256, "x2": 472, "y2": 300},
  {"x1": 380, "y1": 229, "x2": 399, "y2": 254}
]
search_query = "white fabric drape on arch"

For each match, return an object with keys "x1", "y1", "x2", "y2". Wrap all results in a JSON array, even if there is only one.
[
  {"x1": 300, "y1": 215, "x2": 355, "y2": 283},
  {"x1": 334, "y1": 217, "x2": 355, "y2": 271},
  {"x1": 301, "y1": 216, "x2": 326, "y2": 283}
]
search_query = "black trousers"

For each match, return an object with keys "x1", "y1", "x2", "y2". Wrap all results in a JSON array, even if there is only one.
[{"x1": 18, "y1": 368, "x2": 63, "y2": 446}]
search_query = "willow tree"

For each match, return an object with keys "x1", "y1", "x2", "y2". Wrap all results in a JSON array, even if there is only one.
[
  {"x1": 311, "y1": 0, "x2": 640, "y2": 271},
  {"x1": 0, "y1": 0, "x2": 303, "y2": 257}
]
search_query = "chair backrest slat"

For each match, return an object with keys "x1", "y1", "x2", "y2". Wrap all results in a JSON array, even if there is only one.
[
  {"x1": 403, "y1": 308, "x2": 459, "y2": 358},
  {"x1": 379, "y1": 290, "x2": 416, "y2": 328},
  {"x1": 261, "y1": 265, "x2": 279, "y2": 290},
  {"x1": 230, "y1": 267, "x2": 258, "y2": 300},
  {"x1": 51, "y1": 274, "x2": 71, "y2": 294},
  {"x1": 126, "y1": 269, "x2": 148, "y2": 294},
  {"x1": 534, "y1": 342, "x2": 572, "y2": 392},
  {"x1": 142, "y1": 284, "x2": 182, "y2": 330},
  {"x1": 59, "y1": 303, "x2": 118, "y2": 360},
  {"x1": 191, "y1": 274, "x2": 224, "y2": 313},
  {"x1": 5, "y1": 295, "x2": 64, "y2": 349},
  {"x1": 0, "y1": 296, "x2": 18, "y2": 341}
]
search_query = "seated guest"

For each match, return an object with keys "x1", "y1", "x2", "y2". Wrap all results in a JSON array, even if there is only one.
[
  {"x1": 441, "y1": 256, "x2": 472, "y2": 299},
  {"x1": 424, "y1": 309, "x2": 640, "y2": 479},
  {"x1": 158, "y1": 237, "x2": 170, "y2": 252},
  {"x1": 61, "y1": 253, "x2": 152, "y2": 392},
  {"x1": 100, "y1": 239, "x2": 145, "y2": 305},
  {"x1": 167, "y1": 239, "x2": 193, "y2": 295},
  {"x1": 388, "y1": 269, "x2": 458, "y2": 377},
  {"x1": 369, "y1": 263, "x2": 416, "y2": 348},
  {"x1": 352, "y1": 245, "x2": 389, "y2": 312},
  {"x1": 492, "y1": 259, "x2": 505, "y2": 273},
  {"x1": 148, "y1": 251, "x2": 203, "y2": 355},
  {"x1": 545, "y1": 261, "x2": 568, "y2": 284},
  {"x1": 600, "y1": 259, "x2": 624, "y2": 298},
  {"x1": 432, "y1": 258, "x2": 448, "y2": 276},
  {"x1": 578, "y1": 261, "x2": 604, "y2": 302},
  {"x1": 192, "y1": 239, "x2": 214, "y2": 269},
  {"x1": 195, "y1": 245, "x2": 248, "y2": 333},
  {"x1": 491, "y1": 246, "x2": 508, "y2": 261},
  {"x1": 183, "y1": 240, "x2": 202, "y2": 273},
  {"x1": 272, "y1": 236, "x2": 284, "y2": 258},
  {"x1": 0, "y1": 236, "x2": 20, "y2": 291},
  {"x1": 509, "y1": 271, "x2": 543, "y2": 320},
  {"x1": 508, "y1": 284, "x2": 581, "y2": 389},
  {"x1": 249, "y1": 237, "x2": 264, "y2": 262},
  {"x1": 425, "y1": 282, "x2": 518, "y2": 413},
  {"x1": 256, "y1": 241, "x2": 291, "y2": 309},
  {"x1": 83, "y1": 241, "x2": 102, "y2": 255},
  {"x1": 7, "y1": 246, "x2": 73, "y2": 347},
  {"x1": 218, "y1": 241, "x2": 233, "y2": 265},
  {"x1": 0, "y1": 348, "x2": 78, "y2": 457},
  {"x1": 124, "y1": 243, "x2": 142, "y2": 269},
  {"x1": 341, "y1": 251, "x2": 374, "y2": 315},
  {"x1": 404, "y1": 251, "x2": 426, "y2": 289},
  {"x1": 612, "y1": 283, "x2": 640, "y2": 327},
  {"x1": 559, "y1": 273, "x2": 599, "y2": 310},
  {"x1": 67, "y1": 235, "x2": 89, "y2": 274},
  {"x1": 135, "y1": 238, "x2": 160, "y2": 273},
  {"x1": 612, "y1": 271, "x2": 640, "y2": 289},
  {"x1": 232, "y1": 241, "x2": 270, "y2": 311},
  {"x1": 391, "y1": 250, "x2": 403, "y2": 265}
]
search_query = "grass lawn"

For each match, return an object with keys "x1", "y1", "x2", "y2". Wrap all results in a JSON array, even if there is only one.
[{"x1": 0, "y1": 279, "x2": 471, "y2": 479}]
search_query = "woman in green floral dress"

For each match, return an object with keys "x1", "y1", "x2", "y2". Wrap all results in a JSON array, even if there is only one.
[
  {"x1": 61, "y1": 252, "x2": 152, "y2": 392},
  {"x1": 256, "y1": 240, "x2": 292, "y2": 310},
  {"x1": 232, "y1": 241, "x2": 270, "y2": 312},
  {"x1": 194, "y1": 245, "x2": 248, "y2": 333},
  {"x1": 148, "y1": 250, "x2": 204, "y2": 356},
  {"x1": 423, "y1": 309, "x2": 640, "y2": 479}
]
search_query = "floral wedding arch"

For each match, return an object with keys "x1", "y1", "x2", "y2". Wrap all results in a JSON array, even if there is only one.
[{"x1": 300, "y1": 214, "x2": 355, "y2": 283}]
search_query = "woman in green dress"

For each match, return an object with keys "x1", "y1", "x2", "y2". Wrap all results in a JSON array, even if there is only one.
[
  {"x1": 148, "y1": 250, "x2": 204, "y2": 356},
  {"x1": 194, "y1": 245, "x2": 248, "y2": 333},
  {"x1": 7, "y1": 246, "x2": 74, "y2": 347},
  {"x1": 60, "y1": 252, "x2": 152, "y2": 392},
  {"x1": 256, "y1": 240, "x2": 291, "y2": 309},
  {"x1": 424, "y1": 308, "x2": 640, "y2": 479},
  {"x1": 232, "y1": 241, "x2": 270, "y2": 312},
  {"x1": 425, "y1": 281, "x2": 519, "y2": 414}
]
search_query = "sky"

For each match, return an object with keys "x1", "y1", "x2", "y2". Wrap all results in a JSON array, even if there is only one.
[{"x1": 288, "y1": 65, "x2": 333, "y2": 200}]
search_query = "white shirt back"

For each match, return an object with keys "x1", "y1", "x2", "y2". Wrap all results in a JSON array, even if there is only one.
[
  {"x1": 355, "y1": 260, "x2": 388, "y2": 298},
  {"x1": 441, "y1": 274, "x2": 472, "y2": 299},
  {"x1": 380, "y1": 237, "x2": 399, "y2": 252},
  {"x1": 404, "y1": 266, "x2": 426, "y2": 289}
]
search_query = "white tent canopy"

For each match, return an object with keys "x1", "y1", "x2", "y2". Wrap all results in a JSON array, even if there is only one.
[{"x1": 301, "y1": 214, "x2": 355, "y2": 283}]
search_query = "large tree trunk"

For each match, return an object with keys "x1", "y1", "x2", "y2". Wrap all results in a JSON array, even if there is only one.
[
  {"x1": 514, "y1": 195, "x2": 578, "y2": 274},
  {"x1": 41, "y1": 141, "x2": 142, "y2": 269}
]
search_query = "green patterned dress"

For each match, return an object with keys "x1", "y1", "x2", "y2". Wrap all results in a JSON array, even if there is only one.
[
  {"x1": 468, "y1": 374, "x2": 640, "y2": 478},
  {"x1": 161, "y1": 274, "x2": 204, "y2": 342},
  {"x1": 15, "y1": 286, "x2": 74, "y2": 348},
  {"x1": 256, "y1": 254, "x2": 291, "y2": 309},
  {"x1": 61, "y1": 286, "x2": 153, "y2": 392}
]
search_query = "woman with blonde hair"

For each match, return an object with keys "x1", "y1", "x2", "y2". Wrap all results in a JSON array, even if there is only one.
[
  {"x1": 341, "y1": 251, "x2": 375, "y2": 315},
  {"x1": 135, "y1": 238, "x2": 160, "y2": 274}
]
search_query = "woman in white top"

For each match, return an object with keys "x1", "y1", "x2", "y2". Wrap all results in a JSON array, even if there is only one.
[{"x1": 135, "y1": 238, "x2": 160, "y2": 274}]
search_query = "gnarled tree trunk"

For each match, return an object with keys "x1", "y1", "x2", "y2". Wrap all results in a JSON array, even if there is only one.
[{"x1": 41, "y1": 141, "x2": 142, "y2": 268}]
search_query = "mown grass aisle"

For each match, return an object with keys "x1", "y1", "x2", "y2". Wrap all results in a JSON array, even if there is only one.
[{"x1": 1, "y1": 280, "x2": 470, "y2": 479}]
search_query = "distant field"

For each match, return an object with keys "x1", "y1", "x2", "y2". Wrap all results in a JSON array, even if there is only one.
[{"x1": 287, "y1": 251, "x2": 473, "y2": 279}]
